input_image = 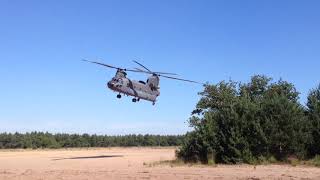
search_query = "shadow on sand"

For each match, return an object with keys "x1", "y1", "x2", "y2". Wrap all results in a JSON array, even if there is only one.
[{"x1": 52, "y1": 155, "x2": 124, "y2": 161}]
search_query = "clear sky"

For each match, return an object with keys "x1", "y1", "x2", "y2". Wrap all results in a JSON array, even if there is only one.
[{"x1": 1, "y1": 0, "x2": 319, "y2": 135}]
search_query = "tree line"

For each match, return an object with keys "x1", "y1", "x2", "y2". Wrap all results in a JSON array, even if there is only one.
[
  {"x1": 177, "y1": 75, "x2": 320, "y2": 164},
  {"x1": 0, "y1": 132, "x2": 184, "y2": 149}
]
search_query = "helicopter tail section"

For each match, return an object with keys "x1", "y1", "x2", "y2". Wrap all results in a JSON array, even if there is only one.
[{"x1": 147, "y1": 75, "x2": 160, "y2": 91}]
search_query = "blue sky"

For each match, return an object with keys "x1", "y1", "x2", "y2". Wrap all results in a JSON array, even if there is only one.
[{"x1": 0, "y1": 0, "x2": 319, "y2": 135}]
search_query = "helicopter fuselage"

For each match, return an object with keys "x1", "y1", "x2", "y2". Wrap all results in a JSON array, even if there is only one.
[{"x1": 107, "y1": 73, "x2": 160, "y2": 104}]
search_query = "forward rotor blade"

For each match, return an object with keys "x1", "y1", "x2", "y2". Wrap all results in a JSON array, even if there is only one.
[
  {"x1": 82, "y1": 59, "x2": 118, "y2": 69},
  {"x1": 160, "y1": 75, "x2": 205, "y2": 85},
  {"x1": 83, "y1": 59, "x2": 142, "y2": 73},
  {"x1": 133, "y1": 60, "x2": 152, "y2": 73}
]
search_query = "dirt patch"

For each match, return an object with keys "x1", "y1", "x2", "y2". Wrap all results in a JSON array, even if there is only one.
[{"x1": 0, "y1": 147, "x2": 319, "y2": 180}]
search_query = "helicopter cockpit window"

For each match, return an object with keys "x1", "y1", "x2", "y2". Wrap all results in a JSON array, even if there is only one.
[{"x1": 118, "y1": 79, "x2": 123, "y2": 85}]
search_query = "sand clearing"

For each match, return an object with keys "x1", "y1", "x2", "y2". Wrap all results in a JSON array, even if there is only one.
[{"x1": 0, "y1": 147, "x2": 319, "y2": 180}]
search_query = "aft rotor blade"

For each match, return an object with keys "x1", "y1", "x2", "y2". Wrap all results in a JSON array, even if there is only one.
[
  {"x1": 133, "y1": 60, "x2": 152, "y2": 73},
  {"x1": 160, "y1": 75, "x2": 205, "y2": 85},
  {"x1": 153, "y1": 71, "x2": 178, "y2": 76},
  {"x1": 83, "y1": 59, "x2": 142, "y2": 73},
  {"x1": 134, "y1": 68, "x2": 150, "y2": 73},
  {"x1": 134, "y1": 68, "x2": 178, "y2": 76}
]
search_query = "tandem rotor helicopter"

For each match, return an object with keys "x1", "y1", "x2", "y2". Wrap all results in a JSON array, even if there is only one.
[{"x1": 83, "y1": 59, "x2": 205, "y2": 105}]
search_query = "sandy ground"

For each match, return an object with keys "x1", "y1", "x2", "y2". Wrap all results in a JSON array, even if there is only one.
[{"x1": 0, "y1": 147, "x2": 319, "y2": 180}]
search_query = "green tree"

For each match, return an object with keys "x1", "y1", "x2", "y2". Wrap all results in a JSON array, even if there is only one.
[
  {"x1": 307, "y1": 84, "x2": 320, "y2": 156},
  {"x1": 177, "y1": 75, "x2": 311, "y2": 164}
]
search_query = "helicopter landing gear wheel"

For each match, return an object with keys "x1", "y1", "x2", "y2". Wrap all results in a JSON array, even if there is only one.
[
  {"x1": 132, "y1": 98, "x2": 137, "y2": 103},
  {"x1": 137, "y1": 98, "x2": 140, "y2": 102},
  {"x1": 152, "y1": 102, "x2": 156, "y2": 105},
  {"x1": 117, "y1": 94, "x2": 121, "y2": 99}
]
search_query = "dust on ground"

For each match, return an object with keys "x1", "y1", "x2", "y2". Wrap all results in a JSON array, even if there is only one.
[{"x1": 0, "y1": 147, "x2": 319, "y2": 180}]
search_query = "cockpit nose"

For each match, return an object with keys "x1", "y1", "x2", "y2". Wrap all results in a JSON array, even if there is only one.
[
  {"x1": 107, "y1": 78, "x2": 123, "y2": 90},
  {"x1": 107, "y1": 81, "x2": 114, "y2": 88}
]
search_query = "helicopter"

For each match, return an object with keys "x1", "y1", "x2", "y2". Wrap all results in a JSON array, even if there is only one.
[{"x1": 83, "y1": 59, "x2": 204, "y2": 105}]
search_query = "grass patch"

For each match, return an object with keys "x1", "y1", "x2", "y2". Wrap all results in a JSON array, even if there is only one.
[
  {"x1": 145, "y1": 159, "x2": 185, "y2": 168},
  {"x1": 145, "y1": 158, "x2": 217, "y2": 168},
  {"x1": 306, "y1": 155, "x2": 320, "y2": 167},
  {"x1": 147, "y1": 156, "x2": 320, "y2": 168},
  {"x1": 248, "y1": 156, "x2": 278, "y2": 165},
  {"x1": 283, "y1": 155, "x2": 320, "y2": 167},
  {"x1": 289, "y1": 159, "x2": 300, "y2": 167}
]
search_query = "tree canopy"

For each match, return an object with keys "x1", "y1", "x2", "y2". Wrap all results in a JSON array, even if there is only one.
[
  {"x1": 0, "y1": 132, "x2": 184, "y2": 149},
  {"x1": 178, "y1": 75, "x2": 319, "y2": 164}
]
